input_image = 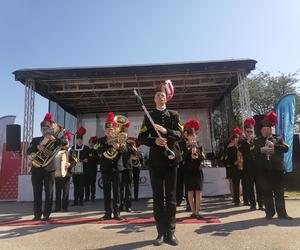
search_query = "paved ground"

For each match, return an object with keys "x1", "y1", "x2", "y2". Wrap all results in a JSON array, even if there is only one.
[{"x1": 0, "y1": 198, "x2": 299, "y2": 250}]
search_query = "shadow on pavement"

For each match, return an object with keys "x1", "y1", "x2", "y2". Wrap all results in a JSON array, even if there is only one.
[{"x1": 195, "y1": 217, "x2": 300, "y2": 236}]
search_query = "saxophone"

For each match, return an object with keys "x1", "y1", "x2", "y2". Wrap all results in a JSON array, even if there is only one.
[{"x1": 31, "y1": 123, "x2": 65, "y2": 168}]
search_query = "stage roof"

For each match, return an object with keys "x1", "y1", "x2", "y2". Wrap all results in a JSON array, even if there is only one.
[{"x1": 13, "y1": 59, "x2": 257, "y2": 116}]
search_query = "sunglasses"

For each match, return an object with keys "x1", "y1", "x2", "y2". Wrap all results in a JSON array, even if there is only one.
[{"x1": 246, "y1": 130, "x2": 254, "y2": 134}]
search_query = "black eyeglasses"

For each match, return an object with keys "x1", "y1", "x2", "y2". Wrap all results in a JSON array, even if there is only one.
[{"x1": 246, "y1": 130, "x2": 254, "y2": 134}]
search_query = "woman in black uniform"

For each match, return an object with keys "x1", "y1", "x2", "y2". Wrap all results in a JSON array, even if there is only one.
[{"x1": 183, "y1": 119, "x2": 205, "y2": 219}]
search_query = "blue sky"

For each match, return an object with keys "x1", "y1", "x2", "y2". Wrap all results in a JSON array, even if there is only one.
[{"x1": 0, "y1": 0, "x2": 299, "y2": 136}]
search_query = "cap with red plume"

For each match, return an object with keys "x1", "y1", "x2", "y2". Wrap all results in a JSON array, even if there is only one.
[
  {"x1": 65, "y1": 130, "x2": 72, "y2": 142},
  {"x1": 105, "y1": 112, "x2": 117, "y2": 128},
  {"x1": 229, "y1": 127, "x2": 243, "y2": 141},
  {"x1": 262, "y1": 111, "x2": 278, "y2": 128},
  {"x1": 233, "y1": 127, "x2": 244, "y2": 137},
  {"x1": 76, "y1": 126, "x2": 86, "y2": 139},
  {"x1": 43, "y1": 112, "x2": 53, "y2": 124},
  {"x1": 89, "y1": 136, "x2": 98, "y2": 144},
  {"x1": 184, "y1": 119, "x2": 201, "y2": 135},
  {"x1": 244, "y1": 118, "x2": 256, "y2": 129},
  {"x1": 155, "y1": 80, "x2": 174, "y2": 101}
]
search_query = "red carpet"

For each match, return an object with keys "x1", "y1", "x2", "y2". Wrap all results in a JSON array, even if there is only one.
[{"x1": 0, "y1": 216, "x2": 220, "y2": 226}]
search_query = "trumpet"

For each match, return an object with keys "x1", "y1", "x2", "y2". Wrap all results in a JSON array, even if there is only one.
[{"x1": 186, "y1": 141, "x2": 199, "y2": 159}]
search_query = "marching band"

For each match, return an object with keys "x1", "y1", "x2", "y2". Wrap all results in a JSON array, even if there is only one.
[{"x1": 26, "y1": 80, "x2": 293, "y2": 246}]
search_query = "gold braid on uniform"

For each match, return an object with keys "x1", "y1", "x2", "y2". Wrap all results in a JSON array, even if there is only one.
[{"x1": 103, "y1": 150, "x2": 118, "y2": 159}]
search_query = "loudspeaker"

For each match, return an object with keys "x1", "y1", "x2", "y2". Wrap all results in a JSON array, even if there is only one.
[
  {"x1": 253, "y1": 115, "x2": 265, "y2": 137},
  {"x1": 6, "y1": 124, "x2": 21, "y2": 152}
]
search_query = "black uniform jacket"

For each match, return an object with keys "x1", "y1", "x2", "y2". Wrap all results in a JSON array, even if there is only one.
[
  {"x1": 253, "y1": 135, "x2": 289, "y2": 175},
  {"x1": 138, "y1": 109, "x2": 183, "y2": 167},
  {"x1": 27, "y1": 136, "x2": 56, "y2": 172},
  {"x1": 238, "y1": 137, "x2": 257, "y2": 174},
  {"x1": 97, "y1": 136, "x2": 122, "y2": 172},
  {"x1": 69, "y1": 144, "x2": 90, "y2": 172}
]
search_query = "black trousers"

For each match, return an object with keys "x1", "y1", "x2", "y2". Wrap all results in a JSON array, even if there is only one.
[
  {"x1": 260, "y1": 172, "x2": 287, "y2": 217},
  {"x1": 120, "y1": 169, "x2": 133, "y2": 209},
  {"x1": 72, "y1": 174, "x2": 85, "y2": 204},
  {"x1": 243, "y1": 172, "x2": 263, "y2": 207},
  {"x1": 232, "y1": 170, "x2": 242, "y2": 204},
  {"x1": 150, "y1": 164, "x2": 177, "y2": 236},
  {"x1": 31, "y1": 168, "x2": 55, "y2": 218},
  {"x1": 84, "y1": 171, "x2": 97, "y2": 200},
  {"x1": 176, "y1": 164, "x2": 189, "y2": 207},
  {"x1": 55, "y1": 176, "x2": 70, "y2": 210},
  {"x1": 132, "y1": 167, "x2": 140, "y2": 200},
  {"x1": 102, "y1": 171, "x2": 122, "y2": 216}
]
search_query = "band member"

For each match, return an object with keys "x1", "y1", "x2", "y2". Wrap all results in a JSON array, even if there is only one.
[
  {"x1": 254, "y1": 111, "x2": 292, "y2": 220},
  {"x1": 225, "y1": 128, "x2": 244, "y2": 206},
  {"x1": 98, "y1": 112, "x2": 123, "y2": 220},
  {"x1": 84, "y1": 136, "x2": 99, "y2": 202},
  {"x1": 239, "y1": 118, "x2": 263, "y2": 210},
  {"x1": 177, "y1": 138, "x2": 190, "y2": 211},
  {"x1": 27, "y1": 113, "x2": 67, "y2": 221},
  {"x1": 70, "y1": 127, "x2": 89, "y2": 206},
  {"x1": 182, "y1": 119, "x2": 205, "y2": 219},
  {"x1": 54, "y1": 131, "x2": 72, "y2": 212},
  {"x1": 119, "y1": 120, "x2": 135, "y2": 212},
  {"x1": 130, "y1": 138, "x2": 142, "y2": 201},
  {"x1": 138, "y1": 81, "x2": 182, "y2": 246}
]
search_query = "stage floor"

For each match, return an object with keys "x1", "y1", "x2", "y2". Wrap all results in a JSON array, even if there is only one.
[{"x1": 0, "y1": 198, "x2": 300, "y2": 250}]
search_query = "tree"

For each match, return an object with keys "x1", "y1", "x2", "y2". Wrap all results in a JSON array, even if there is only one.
[{"x1": 232, "y1": 71, "x2": 300, "y2": 126}]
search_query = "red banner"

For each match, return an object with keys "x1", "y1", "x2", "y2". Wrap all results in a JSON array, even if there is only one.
[{"x1": 0, "y1": 144, "x2": 21, "y2": 200}]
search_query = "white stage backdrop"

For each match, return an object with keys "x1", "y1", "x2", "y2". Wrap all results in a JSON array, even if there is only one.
[
  {"x1": 79, "y1": 109, "x2": 212, "y2": 153},
  {"x1": 18, "y1": 168, "x2": 230, "y2": 201}
]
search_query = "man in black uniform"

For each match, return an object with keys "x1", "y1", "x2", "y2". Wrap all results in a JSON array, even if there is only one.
[
  {"x1": 254, "y1": 111, "x2": 292, "y2": 220},
  {"x1": 239, "y1": 118, "x2": 263, "y2": 210},
  {"x1": 70, "y1": 127, "x2": 89, "y2": 206},
  {"x1": 138, "y1": 81, "x2": 183, "y2": 246},
  {"x1": 85, "y1": 136, "x2": 99, "y2": 202},
  {"x1": 98, "y1": 112, "x2": 123, "y2": 220},
  {"x1": 27, "y1": 113, "x2": 67, "y2": 221}
]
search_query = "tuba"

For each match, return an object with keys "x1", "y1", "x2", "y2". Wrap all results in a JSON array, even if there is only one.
[
  {"x1": 108, "y1": 115, "x2": 130, "y2": 148},
  {"x1": 31, "y1": 122, "x2": 66, "y2": 168}
]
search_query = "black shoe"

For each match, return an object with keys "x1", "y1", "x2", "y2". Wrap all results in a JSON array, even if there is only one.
[
  {"x1": 91, "y1": 198, "x2": 95, "y2": 202},
  {"x1": 153, "y1": 235, "x2": 164, "y2": 246},
  {"x1": 99, "y1": 214, "x2": 112, "y2": 221},
  {"x1": 134, "y1": 198, "x2": 139, "y2": 202},
  {"x1": 53, "y1": 208, "x2": 61, "y2": 212},
  {"x1": 119, "y1": 205, "x2": 124, "y2": 211},
  {"x1": 164, "y1": 234, "x2": 178, "y2": 246},
  {"x1": 113, "y1": 214, "x2": 124, "y2": 221},
  {"x1": 250, "y1": 206, "x2": 256, "y2": 211},
  {"x1": 71, "y1": 203, "x2": 78, "y2": 206},
  {"x1": 185, "y1": 207, "x2": 191, "y2": 212},
  {"x1": 79, "y1": 202, "x2": 84, "y2": 206},
  {"x1": 265, "y1": 214, "x2": 274, "y2": 220},
  {"x1": 234, "y1": 203, "x2": 240, "y2": 207},
  {"x1": 32, "y1": 216, "x2": 41, "y2": 221},
  {"x1": 84, "y1": 199, "x2": 90, "y2": 202},
  {"x1": 278, "y1": 215, "x2": 293, "y2": 220},
  {"x1": 259, "y1": 206, "x2": 265, "y2": 211},
  {"x1": 126, "y1": 207, "x2": 132, "y2": 212},
  {"x1": 190, "y1": 213, "x2": 197, "y2": 218},
  {"x1": 243, "y1": 202, "x2": 250, "y2": 206},
  {"x1": 196, "y1": 214, "x2": 205, "y2": 220},
  {"x1": 42, "y1": 216, "x2": 50, "y2": 221}
]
